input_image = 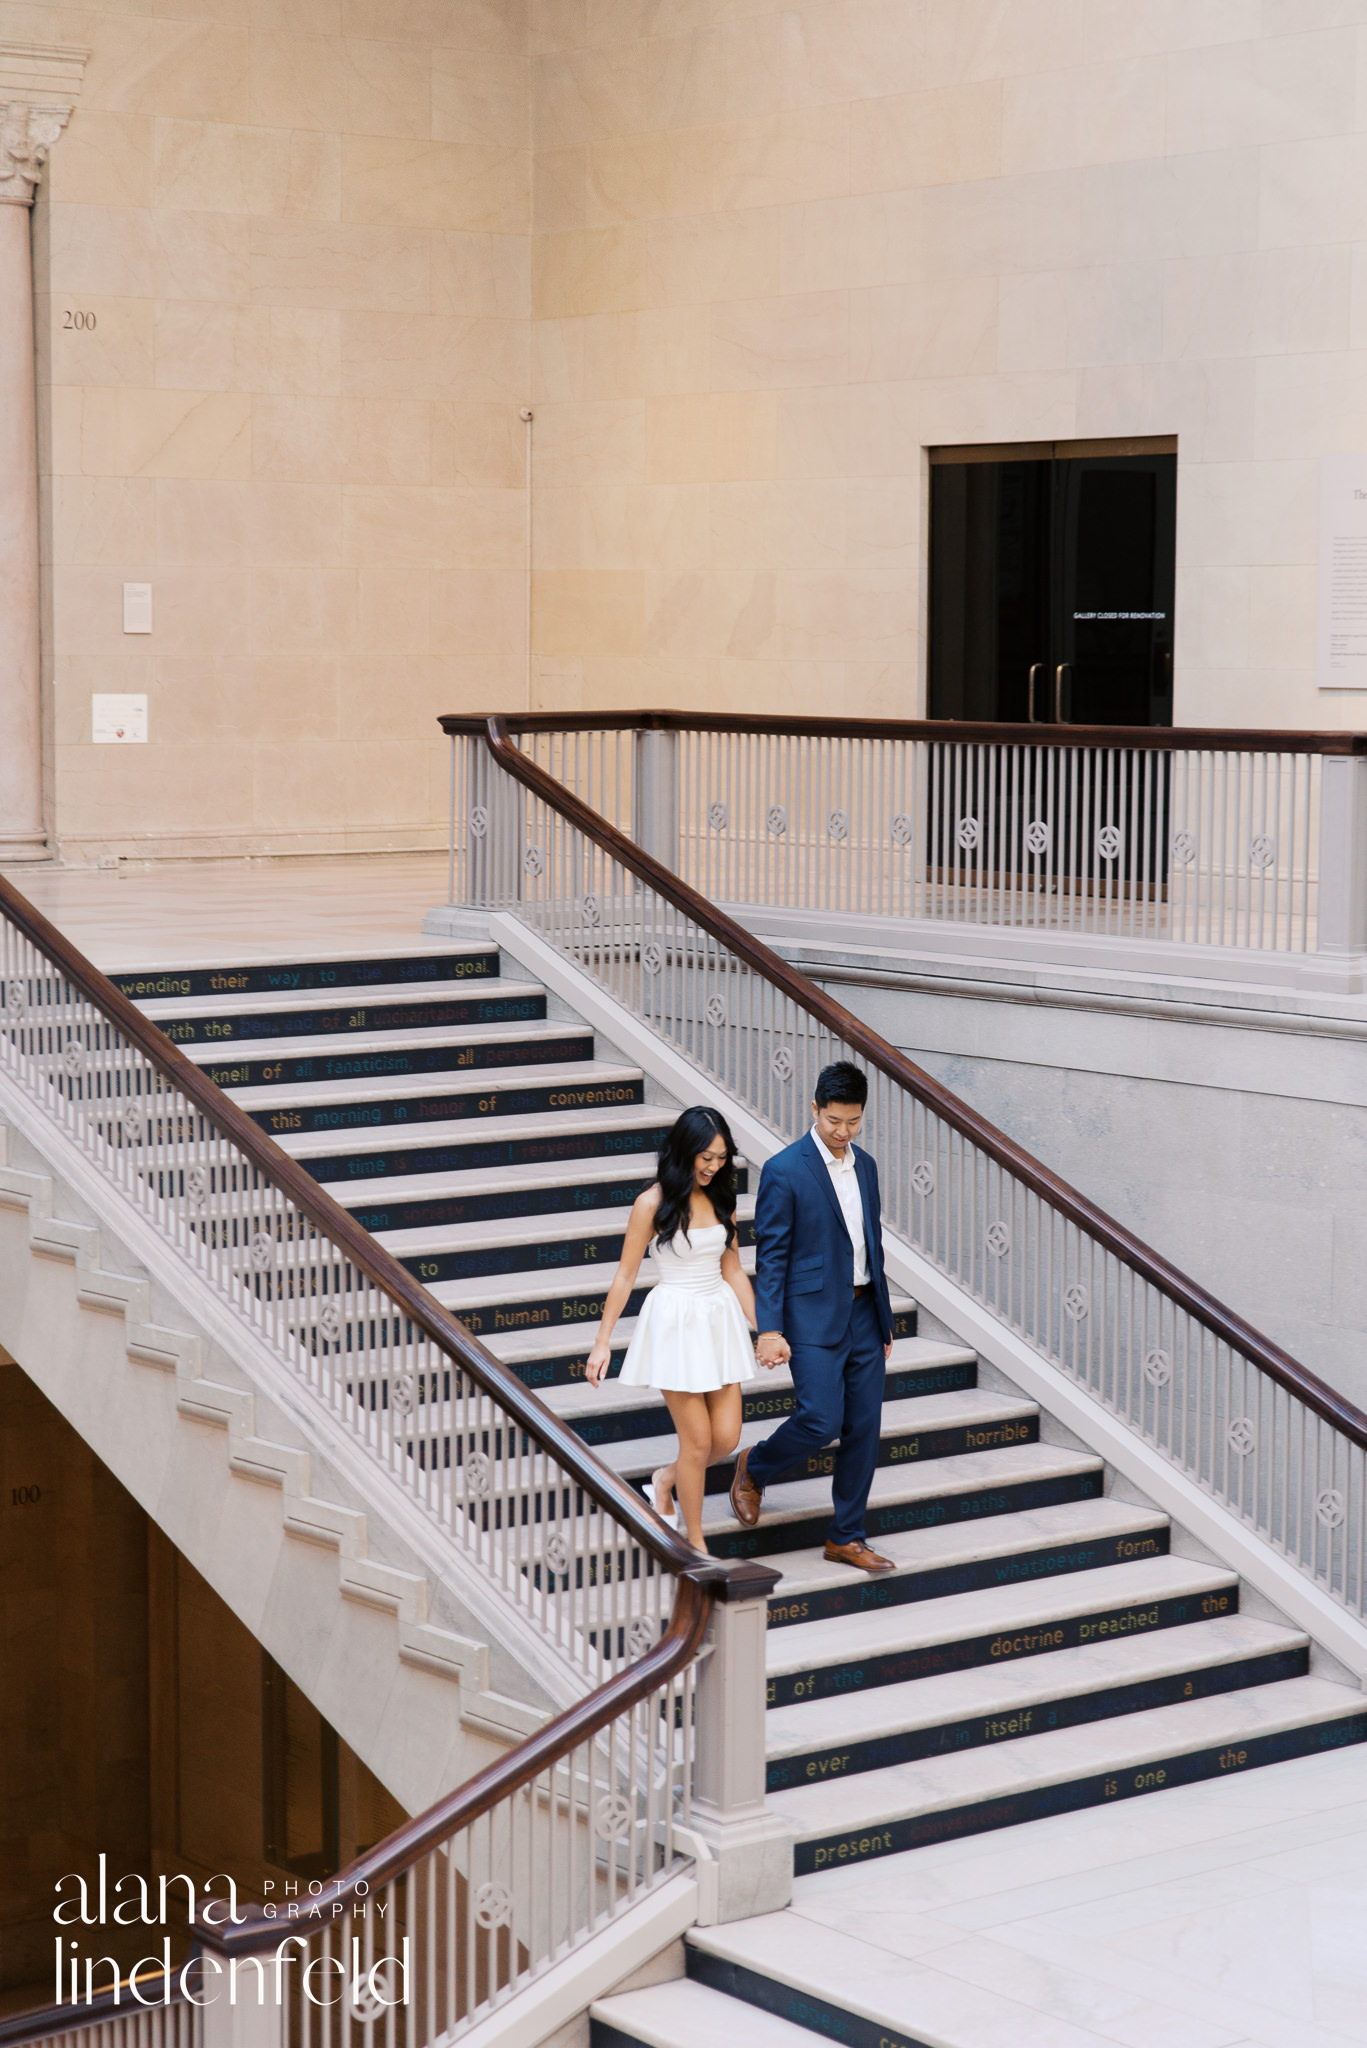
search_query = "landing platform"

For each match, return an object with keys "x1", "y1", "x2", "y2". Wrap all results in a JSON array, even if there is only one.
[
  {"x1": 781, "y1": 1741, "x2": 1367, "y2": 2048},
  {"x1": 0, "y1": 854, "x2": 449, "y2": 973}
]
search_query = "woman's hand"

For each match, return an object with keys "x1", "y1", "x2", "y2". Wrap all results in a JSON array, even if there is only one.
[{"x1": 584, "y1": 1338, "x2": 612, "y2": 1387}]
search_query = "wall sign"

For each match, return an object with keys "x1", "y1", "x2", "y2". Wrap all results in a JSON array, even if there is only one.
[
  {"x1": 92, "y1": 693, "x2": 148, "y2": 743},
  {"x1": 1317, "y1": 457, "x2": 1367, "y2": 690}
]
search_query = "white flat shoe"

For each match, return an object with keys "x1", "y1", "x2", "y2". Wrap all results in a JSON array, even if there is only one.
[{"x1": 644, "y1": 1470, "x2": 684, "y2": 1532}]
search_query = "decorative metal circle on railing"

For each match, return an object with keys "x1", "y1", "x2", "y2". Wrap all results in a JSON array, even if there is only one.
[
  {"x1": 1227, "y1": 1417, "x2": 1256, "y2": 1457},
  {"x1": 827, "y1": 809, "x2": 849, "y2": 841},
  {"x1": 1315, "y1": 1488, "x2": 1346, "y2": 1529},
  {"x1": 771, "y1": 1047, "x2": 794, "y2": 1082},
  {"x1": 5, "y1": 978, "x2": 25, "y2": 1017},
  {"x1": 62, "y1": 1039, "x2": 86, "y2": 1077},
  {"x1": 390, "y1": 1372, "x2": 416, "y2": 1416},
  {"x1": 1096, "y1": 825, "x2": 1122, "y2": 861},
  {"x1": 911, "y1": 1161, "x2": 935, "y2": 1196},
  {"x1": 767, "y1": 805, "x2": 787, "y2": 835},
  {"x1": 523, "y1": 844, "x2": 544, "y2": 878},
  {"x1": 122, "y1": 1110, "x2": 147, "y2": 1149},
  {"x1": 1249, "y1": 834, "x2": 1276, "y2": 869},
  {"x1": 628, "y1": 1615, "x2": 658, "y2": 1657},
  {"x1": 708, "y1": 802, "x2": 728, "y2": 831},
  {"x1": 594, "y1": 1793, "x2": 634, "y2": 1842},
  {"x1": 1063, "y1": 1283, "x2": 1089, "y2": 1321},
  {"x1": 1026, "y1": 821, "x2": 1050, "y2": 856},
  {"x1": 956, "y1": 817, "x2": 980, "y2": 851},
  {"x1": 581, "y1": 893, "x2": 602, "y2": 926},
  {"x1": 985, "y1": 1221, "x2": 1010, "y2": 1257},
  {"x1": 642, "y1": 942, "x2": 663, "y2": 976},
  {"x1": 891, "y1": 813, "x2": 913, "y2": 846},
  {"x1": 543, "y1": 1532, "x2": 570, "y2": 1576},
  {"x1": 349, "y1": 1985, "x2": 387, "y2": 2024},
  {"x1": 1143, "y1": 1348, "x2": 1172, "y2": 1386},
  {"x1": 469, "y1": 805, "x2": 489, "y2": 841},
  {"x1": 250, "y1": 1229, "x2": 275, "y2": 1272},
  {"x1": 1172, "y1": 829, "x2": 1196, "y2": 863},
  {"x1": 319, "y1": 1298, "x2": 344, "y2": 1344},
  {"x1": 704, "y1": 994, "x2": 727, "y2": 1027},
  {"x1": 185, "y1": 1165, "x2": 208, "y2": 1212},
  {"x1": 473, "y1": 1883, "x2": 513, "y2": 1930},
  {"x1": 464, "y1": 1450, "x2": 492, "y2": 1498}
]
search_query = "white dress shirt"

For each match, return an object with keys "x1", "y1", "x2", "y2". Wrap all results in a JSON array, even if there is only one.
[{"x1": 811, "y1": 1126, "x2": 869, "y2": 1286}]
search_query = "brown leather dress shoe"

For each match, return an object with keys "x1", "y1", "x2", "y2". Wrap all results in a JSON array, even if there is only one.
[
  {"x1": 729, "y1": 1447, "x2": 763, "y2": 1529},
  {"x1": 823, "y1": 1538, "x2": 894, "y2": 1573}
]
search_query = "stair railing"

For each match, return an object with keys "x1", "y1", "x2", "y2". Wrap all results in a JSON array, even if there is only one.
[
  {"x1": 475, "y1": 714, "x2": 1367, "y2": 1633},
  {"x1": 440, "y1": 711, "x2": 1367, "y2": 964},
  {"x1": 0, "y1": 875, "x2": 777, "y2": 2047}
]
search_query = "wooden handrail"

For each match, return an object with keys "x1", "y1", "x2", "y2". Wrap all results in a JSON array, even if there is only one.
[
  {"x1": 440, "y1": 711, "x2": 1367, "y2": 755},
  {"x1": 484, "y1": 716, "x2": 1367, "y2": 1453},
  {"x1": 0, "y1": 871, "x2": 704, "y2": 1579}
]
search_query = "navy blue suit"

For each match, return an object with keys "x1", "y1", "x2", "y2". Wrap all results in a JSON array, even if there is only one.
[{"x1": 745, "y1": 1132, "x2": 893, "y2": 1544}]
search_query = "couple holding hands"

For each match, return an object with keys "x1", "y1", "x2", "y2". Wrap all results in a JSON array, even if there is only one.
[{"x1": 585, "y1": 1062, "x2": 895, "y2": 1572}]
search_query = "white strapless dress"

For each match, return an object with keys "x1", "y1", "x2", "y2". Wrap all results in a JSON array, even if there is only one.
[{"x1": 618, "y1": 1223, "x2": 756, "y2": 1392}]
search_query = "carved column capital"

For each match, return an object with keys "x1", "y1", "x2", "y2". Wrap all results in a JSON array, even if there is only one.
[{"x1": 0, "y1": 100, "x2": 71, "y2": 206}]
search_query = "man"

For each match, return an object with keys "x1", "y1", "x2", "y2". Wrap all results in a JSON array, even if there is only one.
[{"x1": 730, "y1": 1060, "x2": 895, "y2": 1572}]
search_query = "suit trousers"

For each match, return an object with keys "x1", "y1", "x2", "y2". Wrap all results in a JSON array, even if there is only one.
[{"x1": 745, "y1": 1291, "x2": 885, "y2": 1545}]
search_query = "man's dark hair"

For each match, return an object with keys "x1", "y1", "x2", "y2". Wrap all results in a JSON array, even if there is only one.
[{"x1": 813, "y1": 1060, "x2": 868, "y2": 1109}]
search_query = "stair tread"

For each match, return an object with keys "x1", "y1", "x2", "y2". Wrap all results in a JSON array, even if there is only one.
[
  {"x1": 277, "y1": 1102, "x2": 672, "y2": 1159},
  {"x1": 426, "y1": 1260, "x2": 917, "y2": 1316},
  {"x1": 140, "y1": 977, "x2": 542, "y2": 1022},
  {"x1": 336, "y1": 1153, "x2": 670, "y2": 1205},
  {"x1": 764, "y1": 1554, "x2": 1235, "y2": 1676},
  {"x1": 697, "y1": 1440, "x2": 1099, "y2": 1534},
  {"x1": 373, "y1": 1193, "x2": 757, "y2": 1257},
  {"x1": 767, "y1": 1675, "x2": 1366, "y2": 1838},
  {"x1": 592, "y1": 1977, "x2": 810, "y2": 2048},
  {"x1": 764, "y1": 1613, "x2": 1308, "y2": 1757},
  {"x1": 191, "y1": 1018, "x2": 589, "y2": 1068},
  {"x1": 536, "y1": 1334, "x2": 976, "y2": 1409},
  {"x1": 228, "y1": 1057, "x2": 643, "y2": 1112}
]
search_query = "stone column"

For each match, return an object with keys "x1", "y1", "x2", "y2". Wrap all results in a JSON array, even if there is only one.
[{"x1": 0, "y1": 101, "x2": 70, "y2": 861}]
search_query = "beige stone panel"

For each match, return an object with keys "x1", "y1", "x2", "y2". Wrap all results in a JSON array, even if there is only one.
[
  {"x1": 1177, "y1": 459, "x2": 1315, "y2": 569},
  {"x1": 430, "y1": 568, "x2": 524, "y2": 652},
  {"x1": 532, "y1": 396, "x2": 644, "y2": 486},
  {"x1": 1261, "y1": 134, "x2": 1367, "y2": 255},
  {"x1": 643, "y1": 390, "x2": 776, "y2": 483},
  {"x1": 912, "y1": 370, "x2": 1077, "y2": 450},
  {"x1": 156, "y1": 302, "x2": 339, "y2": 395},
  {"x1": 431, "y1": 403, "x2": 525, "y2": 486},
  {"x1": 46, "y1": 112, "x2": 154, "y2": 210},
  {"x1": 711, "y1": 290, "x2": 847, "y2": 391},
  {"x1": 250, "y1": 221, "x2": 430, "y2": 311},
  {"x1": 1082, "y1": 150, "x2": 1257, "y2": 268},
  {"x1": 153, "y1": 120, "x2": 341, "y2": 220},
  {"x1": 1069, "y1": 265, "x2": 1164, "y2": 369},
  {"x1": 716, "y1": 655, "x2": 854, "y2": 716},
  {"x1": 248, "y1": 33, "x2": 352, "y2": 131},
  {"x1": 432, "y1": 231, "x2": 530, "y2": 316},
  {"x1": 248, "y1": 0, "x2": 341, "y2": 33},
  {"x1": 528, "y1": 481, "x2": 581, "y2": 568},
  {"x1": 248, "y1": 736, "x2": 348, "y2": 830},
  {"x1": 1165, "y1": 245, "x2": 1351, "y2": 360},
  {"x1": 776, "y1": 385, "x2": 923, "y2": 480},
  {"x1": 46, "y1": 294, "x2": 155, "y2": 388},
  {"x1": 1075, "y1": 357, "x2": 1256, "y2": 465},
  {"x1": 922, "y1": 168, "x2": 1083, "y2": 280},
  {"x1": 148, "y1": 657, "x2": 257, "y2": 747},
  {"x1": 579, "y1": 483, "x2": 710, "y2": 570},
  {"x1": 240, "y1": 656, "x2": 339, "y2": 748},
  {"x1": 643, "y1": 393, "x2": 711, "y2": 483},
  {"x1": 845, "y1": 478, "x2": 920, "y2": 570},
  {"x1": 337, "y1": 737, "x2": 443, "y2": 828},
  {"x1": 639, "y1": 568, "x2": 706, "y2": 654},
  {"x1": 711, "y1": 391, "x2": 777, "y2": 481},
  {"x1": 347, "y1": 0, "x2": 528, "y2": 54},
  {"x1": 778, "y1": 191, "x2": 921, "y2": 297},
  {"x1": 1081, "y1": 0, "x2": 1262, "y2": 62},
  {"x1": 340, "y1": 136, "x2": 529, "y2": 233},
  {"x1": 355, "y1": 567, "x2": 433, "y2": 652},
  {"x1": 656, "y1": 15, "x2": 785, "y2": 132},
  {"x1": 84, "y1": 19, "x2": 249, "y2": 121},
  {"x1": 849, "y1": 80, "x2": 1002, "y2": 194},
  {"x1": 534, "y1": 43, "x2": 651, "y2": 150},
  {"x1": 48, "y1": 205, "x2": 163, "y2": 299},
  {"x1": 426, "y1": 316, "x2": 529, "y2": 401},
  {"x1": 585, "y1": 127, "x2": 716, "y2": 225},
  {"x1": 77, "y1": 388, "x2": 252, "y2": 478},
  {"x1": 1184, "y1": 564, "x2": 1251, "y2": 670},
  {"x1": 781, "y1": 0, "x2": 938, "y2": 108},
  {"x1": 645, "y1": 210, "x2": 781, "y2": 310},
  {"x1": 576, "y1": 304, "x2": 709, "y2": 397},
  {"x1": 250, "y1": 565, "x2": 357, "y2": 654},
  {"x1": 534, "y1": 146, "x2": 587, "y2": 233},
  {"x1": 710, "y1": 479, "x2": 843, "y2": 570},
  {"x1": 996, "y1": 269, "x2": 1073, "y2": 376},
  {"x1": 714, "y1": 104, "x2": 849, "y2": 214},
  {"x1": 920, "y1": 0, "x2": 1090, "y2": 86},
  {"x1": 337, "y1": 654, "x2": 458, "y2": 743},
  {"x1": 255, "y1": 394, "x2": 432, "y2": 483},
  {"x1": 1002, "y1": 55, "x2": 1165, "y2": 176},
  {"x1": 58, "y1": 739, "x2": 254, "y2": 838},
  {"x1": 342, "y1": 485, "x2": 523, "y2": 567},
  {"x1": 433, "y1": 49, "x2": 528, "y2": 147},
  {"x1": 530, "y1": 0, "x2": 585, "y2": 59},
  {"x1": 50, "y1": 476, "x2": 156, "y2": 567},
  {"x1": 348, "y1": 38, "x2": 434, "y2": 138},
  {"x1": 49, "y1": 570, "x2": 154, "y2": 690},
  {"x1": 534, "y1": 569, "x2": 644, "y2": 654},
  {"x1": 46, "y1": 385, "x2": 83, "y2": 478},
  {"x1": 841, "y1": 660, "x2": 920, "y2": 718},
  {"x1": 851, "y1": 275, "x2": 997, "y2": 383},
  {"x1": 1254, "y1": 349, "x2": 1367, "y2": 462},
  {"x1": 249, "y1": 481, "x2": 344, "y2": 563},
  {"x1": 709, "y1": 568, "x2": 778, "y2": 659},
  {"x1": 155, "y1": 209, "x2": 253, "y2": 302},
  {"x1": 533, "y1": 223, "x2": 648, "y2": 317},
  {"x1": 534, "y1": 316, "x2": 583, "y2": 401},
  {"x1": 777, "y1": 569, "x2": 915, "y2": 662},
  {"x1": 1166, "y1": 27, "x2": 1356, "y2": 156},
  {"x1": 152, "y1": 566, "x2": 253, "y2": 656},
  {"x1": 154, "y1": 478, "x2": 251, "y2": 564}
]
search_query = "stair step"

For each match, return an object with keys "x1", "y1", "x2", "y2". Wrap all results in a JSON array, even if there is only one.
[
  {"x1": 111, "y1": 948, "x2": 499, "y2": 1004},
  {"x1": 764, "y1": 1614, "x2": 1307, "y2": 1790},
  {"x1": 702, "y1": 1442, "x2": 1104, "y2": 1561},
  {"x1": 284, "y1": 1105, "x2": 674, "y2": 1182},
  {"x1": 772, "y1": 1674, "x2": 1367, "y2": 1872},
  {"x1": 198, "y1": 1022, "x2": 595, "y2": 1092},
  {"x1": 762, "y1": 1496, "x2": 1170, "y2": 1628},
  {"x1": 146, "y1": 980, "x2": 547, "y2": 1046},
  {"x1": 241, "y1": 1061, "x2": 645, "y2": 1138},
  {"x1": 592, "y1": 1976, "x2": 809, "y2": 2048},
  {"x1": 374, "y1": 1197, "x2": 758, "y2": 1283}
]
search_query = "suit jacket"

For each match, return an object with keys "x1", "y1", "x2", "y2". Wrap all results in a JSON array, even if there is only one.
[{"x1": 752, "y1": 1131, "x2": 893, "y2": 1348}]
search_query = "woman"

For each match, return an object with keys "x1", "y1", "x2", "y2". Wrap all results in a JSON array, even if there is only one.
[{"x1": 585, "y1": 1106, "x2": 757, "y2": 1551}]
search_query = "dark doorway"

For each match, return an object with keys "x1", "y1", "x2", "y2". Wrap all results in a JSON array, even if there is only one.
[{"x1": 928, "y1": 440, "x2": 1176, "y2": 727}]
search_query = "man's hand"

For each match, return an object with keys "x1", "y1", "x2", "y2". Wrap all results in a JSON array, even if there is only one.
[
  {"x1": 756, "y1": 1331, "x2": 790, "y2": 1370},
  {"x1": 884, "y1": 1341, "x2": 893, "y2": 1363}
]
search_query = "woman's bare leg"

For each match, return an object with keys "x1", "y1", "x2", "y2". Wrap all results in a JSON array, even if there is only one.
[
  {"x1": 705, "y1": 1383, "x2": 743, "y2": 1464},
  {"x1": 662, "y1": 1390, "x2": 714, "y2": 1549}
]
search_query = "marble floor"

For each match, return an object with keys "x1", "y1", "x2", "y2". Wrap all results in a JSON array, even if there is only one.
[
  {"x1": 0, "y1": 854, "x2": 454, "y2": 972},
  {"x1": 786, "y1": 1743, "x2": 1367, "y2": 2048}
]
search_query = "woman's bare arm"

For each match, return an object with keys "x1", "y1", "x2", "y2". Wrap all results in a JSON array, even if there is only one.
[
  {"x1": 584, "y1": 1187, "x2": 661, "y2": 1385},
  {"x1": 720, "y1": 1242, "x2": 757, "y2": 1328}
]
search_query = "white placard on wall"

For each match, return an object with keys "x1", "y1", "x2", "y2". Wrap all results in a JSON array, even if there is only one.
[
  {"x1": 1317, "y1": 456, "x2": 1367, "y2": 690},
  {"x1": 122, "y1": 582, "x2": 152, "y2": 633},
  {"x1": 92, "y1": 694, "x2": 148, "y2": 743}
]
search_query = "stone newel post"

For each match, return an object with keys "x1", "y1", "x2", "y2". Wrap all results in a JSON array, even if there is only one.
[{"x1": 0, "y1": 95, "x2": 72, "y2": 861}]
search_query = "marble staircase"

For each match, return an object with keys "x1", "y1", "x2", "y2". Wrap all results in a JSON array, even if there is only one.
[{"x1": 124, "y1": 940, "x2": 1367, "y2": 1919}]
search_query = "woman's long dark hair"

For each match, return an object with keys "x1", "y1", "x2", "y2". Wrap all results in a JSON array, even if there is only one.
[{"x1": 653, "y1": 1106, "x2": 738, "y2": 1251}]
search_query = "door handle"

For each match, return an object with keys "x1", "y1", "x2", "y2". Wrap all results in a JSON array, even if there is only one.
[
  {"x1": 1028, "y1": 662, "x2": 1045, "y2": 722},
  {"x1": 1054, "y1": 663, "x2": 1071, "y2": 723}
]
